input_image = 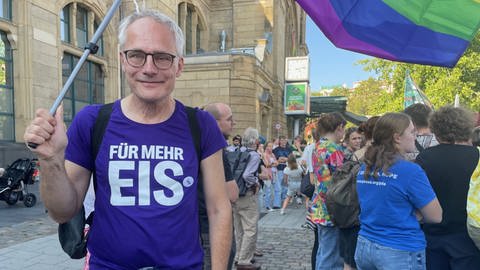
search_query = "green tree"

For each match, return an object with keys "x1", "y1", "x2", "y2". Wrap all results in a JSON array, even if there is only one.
[
  {"x1": 357, "y1": 32, "x2": 480, "y2": 112},
  {"x1": 347, "y1": 78, "x2": 385, "y2": 116},
  {"x1": 329, "y1": 85, "x2": 349, "y2": 96}
]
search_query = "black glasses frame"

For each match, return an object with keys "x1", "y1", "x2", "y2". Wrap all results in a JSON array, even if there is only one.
[{"x1": 123, "y1": 50, "x2": 177, "y2": 70}]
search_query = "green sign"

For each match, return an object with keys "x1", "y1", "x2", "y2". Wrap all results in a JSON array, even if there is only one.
[{"x1": 284, "y1": 82, "x2": 309, "y2": 115}]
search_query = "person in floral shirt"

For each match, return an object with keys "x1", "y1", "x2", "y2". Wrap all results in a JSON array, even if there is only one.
[{"x1": 309, "y1": 112, "x2": 346, "y2": 270}]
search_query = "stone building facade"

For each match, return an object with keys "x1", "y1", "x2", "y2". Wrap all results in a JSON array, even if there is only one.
[{"x1": 0, "y1": 0, "x2": 306, "y2": 166}]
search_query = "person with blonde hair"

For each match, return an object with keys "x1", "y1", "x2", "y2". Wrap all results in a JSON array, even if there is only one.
[
  {"x1": 262, "y1": 141, "x2": 278, "y2": 211},
  {"x1": 467, "y1": 126, "x2": 480, "y2": 250},
  {"x1": 355, "y1": 113, "x2": 442, "y2": 270}
]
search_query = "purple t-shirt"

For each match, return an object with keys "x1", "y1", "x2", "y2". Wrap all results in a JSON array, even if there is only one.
[{"x1": 65, "y1": 100, "x2": 226, "y2": 269}]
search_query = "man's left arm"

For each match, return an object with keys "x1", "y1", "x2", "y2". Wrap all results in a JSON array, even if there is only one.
[
  {"x1": 202, "y1": 149, "x2": 232, "y2": 270},
  {"x1": 242, "y1": 153, "x2": 261, "y2": 186}
]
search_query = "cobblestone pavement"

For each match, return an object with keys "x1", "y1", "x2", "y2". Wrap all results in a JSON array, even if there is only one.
[
  {"x1": 0, "y1": 194, "x2": 314, "y2": 269},
  {"x1": 0, "y1": 215, "x2": 56, "y2": 249},
  {"x1": 255, "y1": 226, "x2": 314, "y2": 270}
]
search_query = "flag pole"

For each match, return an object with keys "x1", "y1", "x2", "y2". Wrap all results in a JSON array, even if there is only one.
[{"x1": 28, "y1": 0, "x2": 123, "y2": 148}]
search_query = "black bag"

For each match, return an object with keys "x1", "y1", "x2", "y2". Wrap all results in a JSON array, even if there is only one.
[
  {"x1": 57, "y1": 104, "x2": 202, "y2": 259},
  {"x1": 58, "y1": 103, "x2": 113, "y2": 259},
  {"x1": 325, "y1": 160, "x2": 361, "y2": 228},
  {"x1": 58, "y1": 208, "x2": 94, "y2": 259},
  {"x1": 300, "y1": 172, "x2": 314, "y2": 199},
  {"x1": 226, "y1": 150, "x2": 251, "y2": 196}
]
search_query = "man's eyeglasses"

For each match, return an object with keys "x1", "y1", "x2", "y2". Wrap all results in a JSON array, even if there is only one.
[{"x1": 123, "y1": 50, "x2": 176, "y2": 70}]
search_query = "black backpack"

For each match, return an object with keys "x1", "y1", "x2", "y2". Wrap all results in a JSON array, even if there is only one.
[
  {"x1": 325, "y1": 158, "x2": 361, "y2": 229},
  {"x1": 58, "y1": 103, "x2": 201, "y2": 259},
  {"x1": 225, "y1": 150, "x2": 251, "y2": 196}
]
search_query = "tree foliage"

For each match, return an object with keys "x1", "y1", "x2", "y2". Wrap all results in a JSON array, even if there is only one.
[{"x1": 353, "y1": 32, "x2": 480, "y2": 114}]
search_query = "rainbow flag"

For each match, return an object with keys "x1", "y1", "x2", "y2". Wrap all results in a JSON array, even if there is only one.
[{"x1": 297, "y1": 0, "x2": 480, "y2": 67}]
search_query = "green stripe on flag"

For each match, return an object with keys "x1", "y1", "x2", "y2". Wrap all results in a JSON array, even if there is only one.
[{"x1": 383, "y1": 0, "x2": 480, "y2": 40}]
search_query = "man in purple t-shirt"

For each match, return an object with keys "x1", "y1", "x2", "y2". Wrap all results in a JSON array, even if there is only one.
[{"x1": 24, "y1": 9, "x2": 232, "y2": 270}]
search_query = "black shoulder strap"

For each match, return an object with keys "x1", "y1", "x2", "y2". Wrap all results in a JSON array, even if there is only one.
[
  {"x1": 185, "y1": 106, "x2": 202, "y2": 164},
  {"x1": 92, "y1": 103, "x2": 114, "y2": 159},
  {"x1": 91, "y1": 103, "x2": 114, "y2": 192}
]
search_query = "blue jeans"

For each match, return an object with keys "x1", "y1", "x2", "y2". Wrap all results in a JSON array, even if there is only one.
[
  {"x1": 354, "y1": 235, "x2": 426, "y2": 270},
  {"x1": 263, "y1": 180, "x2": 273, "y2": 209},
  {"x1": 315, "y1": 225, "x2": 343, "y2": 270},
  {"x1": 273, "y1": 170, "x2": 284, "y2": 208}
]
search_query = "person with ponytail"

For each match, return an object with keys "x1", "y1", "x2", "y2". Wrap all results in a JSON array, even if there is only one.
[{"x1": 354, "y1": 113, "x2": 442, "y2": 270}]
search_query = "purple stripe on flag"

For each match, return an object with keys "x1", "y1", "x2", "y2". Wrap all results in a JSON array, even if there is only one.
[{"x1": 297, "y1": 0, "x2": 397, "y2": 61}]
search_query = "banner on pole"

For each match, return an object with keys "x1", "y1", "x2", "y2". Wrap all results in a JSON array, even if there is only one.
[{"x1": 404, "y1": 71, "x2": 434, "y2": 109}]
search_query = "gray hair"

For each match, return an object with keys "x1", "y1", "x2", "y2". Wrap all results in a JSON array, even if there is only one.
[
  {"x1": 243, "y1": 127, "x2": 259, "y2": 148},
  {"x1": 118, "y1": 9, "x2": 185, "y2": 57}
]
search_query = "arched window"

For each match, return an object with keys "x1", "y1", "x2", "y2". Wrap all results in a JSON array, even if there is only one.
[
  {"x1": 0, "y1": 0, "x2": 11, "y2": 21},
  {"x1": 178, "y1": 2, "x2": 206, "y2": 55},
  {"x1": 60, "y1": 3, "x2": 104, "y2": 56},
  {"x1": 60, "y1": 2, "x2": 105, "y2": 125},
  {"x1": 62, "y1": 53, "x2": 104, "y2": 125},
  {"x1": 0, "y1": 31, "x2": 13, "y2": 141}
]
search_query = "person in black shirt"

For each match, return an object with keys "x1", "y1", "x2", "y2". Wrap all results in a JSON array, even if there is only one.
[
  {"x1": 202, "y1": 103, "x2": 239, "y2": 269},
  {"x1": 416, "y1": 106, "x2": 480, "y2": 270}
]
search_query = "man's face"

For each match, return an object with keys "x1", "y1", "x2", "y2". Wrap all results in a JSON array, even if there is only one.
[
  {"x1": 279, "y1": 138, "x2": 287, "y2": 147},
  {"x1": 233, "y1": 139, "x2": 241, "y2": 146},
  {"x1": 216, "y1": 105, "x2": 235, "y2": 137},
  {"x1": 120, "y1": 17, "x2": 184, "y2": 103}
]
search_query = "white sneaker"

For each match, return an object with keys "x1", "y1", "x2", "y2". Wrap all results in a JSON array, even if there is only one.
[
  {"x1": 280, "y1": 209, "x2": 285, "y2": 215},
  {"x1": 296, "y1": 197, "x2": 302, "y2": 205}
]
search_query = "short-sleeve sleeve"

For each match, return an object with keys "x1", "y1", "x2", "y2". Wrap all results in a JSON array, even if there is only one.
[
  {"x1": 196, "y1": 109, "x2": 227, "y2": 160},
  {"x1": 407, "y1": 164, "x2": 437, "y2": 209},
  {"x1": 65, "y1": 104, "x2": 102, "y2": 171}
]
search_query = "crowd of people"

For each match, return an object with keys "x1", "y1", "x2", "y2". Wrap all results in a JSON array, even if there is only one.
[
  {"x1": 209, "y1": 102, "x2": 480, "y2": 270},
  {"x1": 23, "y1": 7, "x2": 480, "y2": 270}
]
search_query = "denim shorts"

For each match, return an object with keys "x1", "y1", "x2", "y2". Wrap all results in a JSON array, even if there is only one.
[{"x1": 354, "y1": 235, "x2": 425, "y2": 270}]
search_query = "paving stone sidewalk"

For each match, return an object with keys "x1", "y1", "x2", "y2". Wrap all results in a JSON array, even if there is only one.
[{"x1": 0, "y1": 203, "x2": 314, "y2": 269}]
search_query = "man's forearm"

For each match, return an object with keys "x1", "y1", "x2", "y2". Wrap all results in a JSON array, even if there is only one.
[
  {"x1": 209, "y1": 203, "x2": 232, "y2": 270},
  {"x1": 39, "y1": 157, "x2": 80, "y2": 223}
]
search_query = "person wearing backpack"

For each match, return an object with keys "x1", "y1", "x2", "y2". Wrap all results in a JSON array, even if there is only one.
[
  {"x1": 232, "y1": 127, "x2": 262, "y2": 270},
  {"x1": 24, "y1": 10, "x2": 232, "y2": 270},
  {"x1": 309, "y1": 112, "x2": 346, "y2": 270},
  {"x1": 355, "y1": 113, "x2": 442, "y2": 270},
  {"x1": 331, "y1": 117, "x2": 379, "y2": 270}
]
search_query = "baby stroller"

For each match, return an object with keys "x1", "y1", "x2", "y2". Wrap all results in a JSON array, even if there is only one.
[{"x1": 0, "y1": 158, "x2": 39, "y2": 207}]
